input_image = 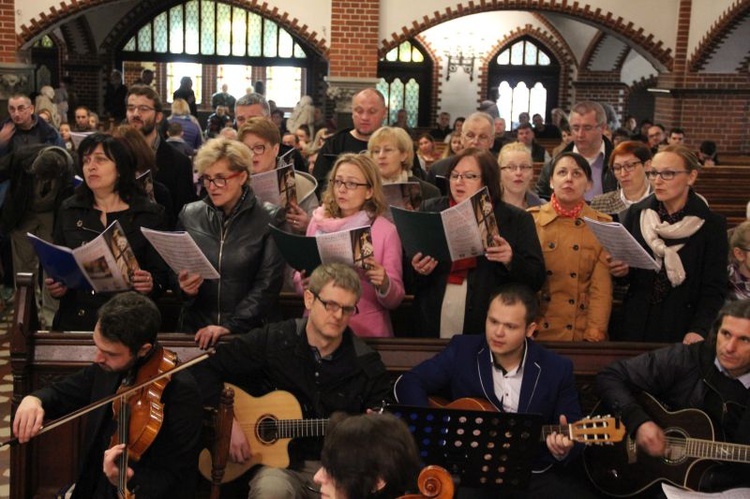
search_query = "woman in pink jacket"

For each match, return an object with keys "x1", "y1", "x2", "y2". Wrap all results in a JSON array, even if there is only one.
[{"x1": 294, "y1": 153, "x2": 404, "y2": 337}]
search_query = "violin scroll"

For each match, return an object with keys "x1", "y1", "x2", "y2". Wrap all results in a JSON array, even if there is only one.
[{"x1": 398, "y1": 465, "x2": 455, "y2": 499}]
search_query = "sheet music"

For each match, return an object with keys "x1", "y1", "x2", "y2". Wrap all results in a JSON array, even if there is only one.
[
  {"x1": 662, "y1": 484, "x2": 750, "y2": 499},
  {"x1": 141, "y1": 228, "x2": 220, "y2": 279},
  {"x1": 583, "y1": 217, "x2": 660, "y2": 270}
]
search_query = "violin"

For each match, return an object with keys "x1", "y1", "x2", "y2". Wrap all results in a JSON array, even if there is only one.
[{"x1": 110, "y1": 345, "x2": 179, "y2": 499}]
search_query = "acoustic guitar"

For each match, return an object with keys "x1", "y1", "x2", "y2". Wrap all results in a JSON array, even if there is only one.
[
  {"x1": 584, "y1": 392, "x2": 750, "y2": 497},
  {"x1": 198, "y1": 385, "x2": 327, "y2": 484},
  {"x1": 429, "y1": 397, "x2": 626, "y2": 445}
]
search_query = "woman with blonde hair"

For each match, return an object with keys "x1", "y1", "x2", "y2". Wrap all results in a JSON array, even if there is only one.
[
  {"x1": 368, "y1": 126, "x2": 440, "y2": 202},
  {"x1": 610, "y1": 145, "x2": 728, "y2": 343},
  {"x1": 498, "y1": 142, "x2": 542, "y2": 209},
  {"x1": 167, "y1": 98, "x2": 203, "y2": 150},
  {"x1": 177, "y1": 138, "x2": 285, "y2": 348},
  {"x1": 294, "y1": 153, "x2": 405, "y2": 337},
  {"x1": 441, "y1": 132, "x2": 464, "y2": 159},
  {"x1": 728, "y1": 221, "x2": 750, "y2": 302}
]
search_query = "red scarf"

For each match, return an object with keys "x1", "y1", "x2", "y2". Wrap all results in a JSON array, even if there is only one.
[
  {"x1": 447, "y1": 198, "x2": 477, "y2": 284},
  {"x1": 551, "y1": 193, "x2": 585, "y2": 219}
]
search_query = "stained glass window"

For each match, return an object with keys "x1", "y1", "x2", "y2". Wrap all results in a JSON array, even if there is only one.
[
  {"x1": 185, "y1": 1, "x2": 200, "y2": 55},
  {"x1": 231, "y1": 7, "x2": 247, "y2": 57},
  {"x1": 169, "y1": 5, "x2": 184, "y2": 54},
  {"x1": 200, "y1": 1, "x2": 215, "y2": 55},
  {"x1": 122, "y1": 1, "x2": 308, "y2": 60},
  {"x1": 154, "y1": 12, "x2": 168, "y2": 53},
  {"x1": 496, "y1": 40, "x2": 551, "y2": 66},
  {"x1": 34, "y1": 35, "x2": 55, "y2": 48},
  {"x1": 378, "y1": 78, "x2": 420, "y2": 129},
  {"x1": 216, "y1": 2, "x2": 231, "y2": 56},
  {"x1": 381, "y1": 40, "x2": 424, "y2": 64},
  {"x1": 265, "y1": 67, "x2": 302, "y2": 108},
  {"x1": 404, "y1": 79, "x2": 420, "y2": 128}
]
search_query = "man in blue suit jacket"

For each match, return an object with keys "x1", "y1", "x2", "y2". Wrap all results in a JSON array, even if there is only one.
[{"x1": 395, "y1": 283, "x2": 596, "y2": 498}]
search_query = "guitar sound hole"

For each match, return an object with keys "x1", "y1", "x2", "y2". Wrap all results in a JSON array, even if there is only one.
[
  {"x1": 256, "y1": 415, "x2": 279, "y2": 444},
  {"x1": 662, "y1": 428, "x2": 689, "y2": 464}
]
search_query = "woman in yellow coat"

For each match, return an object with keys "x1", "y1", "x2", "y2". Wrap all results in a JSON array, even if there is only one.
[{"x1": 529, "y1": 152, "x2": 612, "y2": 341}]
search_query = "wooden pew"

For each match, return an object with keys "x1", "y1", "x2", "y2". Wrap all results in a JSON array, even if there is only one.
[{"x1": 9, "y1": 275, "x2": 662, "y2": 499}]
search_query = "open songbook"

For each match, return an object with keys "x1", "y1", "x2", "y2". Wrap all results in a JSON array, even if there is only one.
[
  {"x1": 252, "y1": 163, "x2": 297, "y2": 209},
  {"x1": 269, "y1": 224, "x2": 374, "y2": 275},
  {"x1": 392, "y1": 187, "x2": 499, "y2": 262},
  {"x1": 140, "y1": 228, "x2": 220, "y2": 279},
  {"x1": 28, "y1": 220, "x2": 139, "y2": 292},
  {"x1": 381, "y1": 182, "x2": 423, "y2": 221},
  {"x1": 582, "y1": 217, "x2": 660, "y2": 270}
]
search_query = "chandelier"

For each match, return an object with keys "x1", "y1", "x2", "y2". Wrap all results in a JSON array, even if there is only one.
[{"x1": 444, "y1": 35, "x2": 485, "y2": 82}]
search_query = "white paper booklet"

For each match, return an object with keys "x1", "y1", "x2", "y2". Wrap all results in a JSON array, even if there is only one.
[
  {"x1": 583, "y1": 217, "x2": 660, "y2": 270},
  {"x1": 140, "y1": 228, "x2": 220, "y2": 279}
]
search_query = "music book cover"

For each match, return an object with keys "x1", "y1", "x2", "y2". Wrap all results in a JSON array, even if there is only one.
[
  {"x1": 269, "y1": 224, "x2": 374, "y2": 274},
  {"x1": 382, "y1": 182, "x2": 423, "y2": 221},
  {"x1": 136, "y1": 169, "x2": 155, "y2": 202},
  {"x1": 252, "y1": 163, "x2": 297, "y2": 209},
  {"x1": 28, "y1": 220, "x2": 138, "y2": 292},
  {"x1": 392, "y1": 186, "x2": 500, "y2": 262}
]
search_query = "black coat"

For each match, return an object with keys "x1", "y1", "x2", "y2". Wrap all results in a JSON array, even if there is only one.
[
  {"x1": 52, "y1": 193, "x2": 170, "y2": 331},
  {"x1": 191, "y1": 318, "x2": 392, "y2": 464},
  {"x1": 411, "y1": 197, "x2": 545, "y2": 337},
  {"x1": 616, "y1": 191, "x2": 728, "y2": 342},
  {"x1": 177, "y1": 189, "x2": 285, "y2": 333},
  {"x1": 154, "y1": 139, "x2": 197, "y2": 218},
  {"x1": 534, "y1": 137, "x2": 617, "y2": 199},
  {"x1": 34, "y1": 352, "x2": 203, "y2": 498}
]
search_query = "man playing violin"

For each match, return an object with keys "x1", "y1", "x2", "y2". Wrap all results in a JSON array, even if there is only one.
[
  {"x1": 597, "y1": 298, "x2": 750, "y2": 493},
  {"x1": 394, "y1": 283, "x2": 598, "y2": 498},
  {"x1": 191, "y1": 262, "x2": 392, "y2": 498},
  {"x1": 13, "y1": 292, "x2": 203, "y2": 498}
]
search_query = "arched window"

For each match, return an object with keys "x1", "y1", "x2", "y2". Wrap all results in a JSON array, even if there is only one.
[
  {"x1": 488, "y1": 37, "x2": 559, "y2": 129},
  {"x1": 31, "y1": 35, "x2": 58, "y2": 89},
  {"x1": 119, "y1": 0, "x2": 315, "y2": 109},
  {"x1": 378, "y1": 40, "x2": 433, "y2": 128}
]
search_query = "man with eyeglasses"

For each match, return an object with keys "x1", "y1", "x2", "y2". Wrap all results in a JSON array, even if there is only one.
[
  {"x1": 0, "y1": 93, "x2": 64, "y2": 156},
  {"x1": 233, "y1": 92, "x2": 308, "y2": 175},
  {"x1": 535, "y1": 101, "x2": 617, "y2": 201},
  {"x1": 647, "y1": 124, "x2": 667, "y2": 155},
  {"x1": 597, "y1": 299, "x2": 750, "y2": 494},
  {"x1": 125, "y1": 85, "x2": 195, "y2": 219},
  {"x1": 427, "y1": 112, "x2": 495, "y2": 186},
  {"x1": 314, "y1": 88, "x2": 387, "y2": 195},
  {"x1": 190, "y1": 262, "x2": 391, "y2": 499}
]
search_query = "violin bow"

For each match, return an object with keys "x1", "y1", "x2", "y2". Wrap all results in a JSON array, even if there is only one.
[{"x1": 1, "y1": 348, "x2": 214, "y2": 448}]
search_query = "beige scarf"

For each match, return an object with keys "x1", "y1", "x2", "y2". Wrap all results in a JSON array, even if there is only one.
[{"x1": 640, "y1": 208, "x2": 704, "y2": 286}]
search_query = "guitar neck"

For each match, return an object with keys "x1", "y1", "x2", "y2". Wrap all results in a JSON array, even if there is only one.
[
  {"x1": 275, "y1": 418, "x2": 329, "y2": 439},
  {"x1": 540, "y1": 424, "x2": 566, "y2": 442},
  {"x1": 684, "y1": 438, "x2": 750, "y2": 463}
]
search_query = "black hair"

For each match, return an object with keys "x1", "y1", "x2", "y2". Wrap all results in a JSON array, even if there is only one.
[
  {"x1": 446, "y1": 147, "x2": 502, "y2": 204},
  {"x1": 76, "y1": 133, "x2": 142, "y2": 203},
  {"x1": 551, "y1": 151, "x2": 593, "y2": 182},
  {"x1": 489, "y1": 283, "x2": 539, "y2": 326},
  {"x1": 97, "y1": 292, "x2": 161, "y2": 354}
]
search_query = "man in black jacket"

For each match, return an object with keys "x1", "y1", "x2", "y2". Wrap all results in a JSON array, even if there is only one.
[
  {"x1": 126, "y1": 85, "x2": 196, "y2": 216},
  {"x1": 597, "y1": 299, "x2": 750, "y2": 494},
  {"x1": 13, "y1": 292, "x2": 203, "y2": 498},
  {"x1": 191, "y1": 263, "x2": 392, "y2": 499}
]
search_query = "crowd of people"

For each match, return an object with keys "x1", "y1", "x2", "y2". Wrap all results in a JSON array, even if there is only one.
[{"x1": 3, "y1": 79, "x2": 750, "y2": 498}]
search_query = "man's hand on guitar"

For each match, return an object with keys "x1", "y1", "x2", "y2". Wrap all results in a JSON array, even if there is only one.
[
  {"x1": 546, "y1": 414, "x2": 574, "y2": 460},
  {"x1": 229, "y1": 417, "x2": 251, "y2": 463},
  {"x1": 635, "y1": 421, "x2": 666, "y2": 457}
]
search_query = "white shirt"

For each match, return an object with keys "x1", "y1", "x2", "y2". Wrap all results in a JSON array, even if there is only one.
[
  {"x1": 491, "y1": 341, "x2": 529, "y2": 412},
  {"x1": 714, "y1": 358, "x2": 750, "y2": 388}
]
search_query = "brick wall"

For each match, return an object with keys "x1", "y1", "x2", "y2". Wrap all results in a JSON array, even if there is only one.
[
  {"x1": 0, "y1": 0, "x2": 17, "y2": 62},
  {"x1": 572, "y1": 71, "x2": 628, "y2": 123},
  {"x1": 329, "y1": 0, "x2": 379, "y2": 77}
]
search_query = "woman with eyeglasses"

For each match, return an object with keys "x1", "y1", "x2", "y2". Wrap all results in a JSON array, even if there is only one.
[
  {"x1": 294, "y1": 153, "x2": 405, "y2": 337},
  {"x1": 367, "y1": 126, "x2": 440, "y2": 202},
  {"x1": 590, "y1": 141, "x2": 652, "y2": 221},
  {"x1": 411, "y1": 148, "x2": 545, "y2": 338},
  {"x1": 238, "y1": 118, "x2": 319, "y2": 234},
  {"x1": 529, "y1": 152, "x2": 612, "y2": 342},
  {"x1": 45, "y1": 133, "x2": 170, "y2": 331},
  {"x1": 728, "y1": 221, "x2": 750, "y2": 302},
  {"x1": 177, "y1": 138, "x2": 285, "y2": 349},
  {"x1": 610, "y1": 145, "x2": 728, "y2": 343},
  {"x1": 498, "y1": 142, "x2": 543, "y2": 209}
]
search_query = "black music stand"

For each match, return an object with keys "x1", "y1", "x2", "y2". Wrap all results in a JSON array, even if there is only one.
[{"x1": 389, "y1": 404, "x2": 543, "y2": 490}]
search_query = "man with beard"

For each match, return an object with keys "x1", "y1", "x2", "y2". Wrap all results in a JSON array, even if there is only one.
[
  {"x1": 13, "y1": 292, "x2": 203, "y2": 498},
  {"x1": 125, "y1": 86, "x2": 196, "y2": 215},
  {"x1": 313, "y1": 88, "x2": 387, "y2": 195}
]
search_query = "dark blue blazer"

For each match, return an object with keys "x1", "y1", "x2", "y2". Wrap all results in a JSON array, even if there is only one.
[{"x1": 394, "y1": 335, "x2": 582, "y2": 470}]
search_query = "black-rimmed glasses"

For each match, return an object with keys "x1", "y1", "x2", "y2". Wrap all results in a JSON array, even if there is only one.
[
  {"x1": 332, "y1": 179, "x2": 370, "y2": 190},
  {"x1": 612, "y1": 160, "x2": 642, "y2": 174},
  {"x1": 644, "y1": 170, "x2": 690, "y2": 181},
  {"x1": 199, "y1": 171, "x2": 243, "y2": 188},
  {"x1": 312, "y1": 292, "x2": 358, "y2": 316}
]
